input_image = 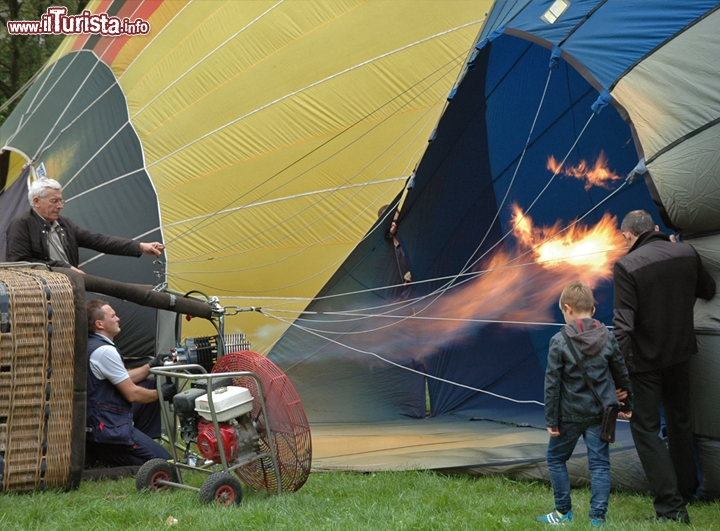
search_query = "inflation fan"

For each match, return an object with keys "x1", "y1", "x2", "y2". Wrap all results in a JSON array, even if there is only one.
[{"x1": 136, "y1": 350, "x2": 312, "y2": 506}]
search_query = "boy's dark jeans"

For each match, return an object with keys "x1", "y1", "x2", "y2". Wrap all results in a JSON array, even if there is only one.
[{"x1": 546, "y1": 422, "x2": 611, "y2": 520}]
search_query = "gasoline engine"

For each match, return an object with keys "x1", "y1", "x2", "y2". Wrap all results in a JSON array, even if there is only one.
[{"x1": 172, "y1": 379, "x2": 260, "y2": 466}]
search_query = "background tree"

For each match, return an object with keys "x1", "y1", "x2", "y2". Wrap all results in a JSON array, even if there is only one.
[{"x1": 0, "y1": 0, "x2": 86, "y2": 123}]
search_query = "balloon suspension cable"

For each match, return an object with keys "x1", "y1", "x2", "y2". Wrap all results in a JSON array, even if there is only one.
[
  {"x1": 258, "y1": 241, "x2": 624, "y2": 335},
  {"x1": 355, "y1": 67, "x2": 559, "y2": 328},
  {"x1": 250, "y1": 165, "x2": 630, "y2": 340},
  {"x1": 261, "y1": 308, "x2": 544, "y2": 407},
  {"x1": 285, "y1": 309, "x2": 566, "y2": 329},
  {"x1": 5, "y1": 53, "x2": 79, "y2": 147},
  {"x1": 461, "y1": 67, "x2": 555, "y2": 276},
  {"x1": 220, "y1": 305, "x2": 264, "y2": 317},
  {"x1": 290, "y1": 108, "x2": 602, "y2": 341},
  {"x1": 462, "y1": 110, "x2": 598, "y2": 279},
  {"x1": 194, "y1": 178, "x2": 629, "y2": 337},
  {"x1": 153, "y1": 258, "x2": 166, "y2": 285}
]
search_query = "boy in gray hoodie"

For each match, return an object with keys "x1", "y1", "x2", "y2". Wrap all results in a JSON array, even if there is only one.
[{"x1": 538, "y1": 282, "x2": 633, "y2": 526}]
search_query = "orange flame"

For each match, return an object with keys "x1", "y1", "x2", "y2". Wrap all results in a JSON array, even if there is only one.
[
  {"x1": 336, "y1": 206, "x2": 628, "y2": 365},
  {"x1": 511, "y1": 204, "x2": 626, "y2": 282},
  {"x1": 547, "y1": 151, "x2": 621, "y2": 190}
]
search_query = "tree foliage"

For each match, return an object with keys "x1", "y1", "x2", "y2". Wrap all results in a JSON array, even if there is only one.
[{"x1": 0, "y1": 0, "x2": 87, "y2": 122}]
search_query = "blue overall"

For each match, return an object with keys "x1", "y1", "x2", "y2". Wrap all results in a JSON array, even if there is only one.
[{"x1": 85, "y1": 333, "x2": 169, "y2": 466}]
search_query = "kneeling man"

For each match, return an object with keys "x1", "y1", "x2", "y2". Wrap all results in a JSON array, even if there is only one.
[{"x1": 85, "y1": 299, "x2": 171, "y2": 466}]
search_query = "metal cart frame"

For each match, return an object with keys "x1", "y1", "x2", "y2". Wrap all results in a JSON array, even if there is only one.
[{"x1": 148, "y1": 364, "x2": 283, "y2": 496}]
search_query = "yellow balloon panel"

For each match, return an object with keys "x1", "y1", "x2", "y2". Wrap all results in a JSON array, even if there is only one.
[
  {"x1": 157, "y1": 108, "x2": 434, "y2": 232},
  {"x1": 110, "y1": 0, "x2": 489, "y2": 348}
]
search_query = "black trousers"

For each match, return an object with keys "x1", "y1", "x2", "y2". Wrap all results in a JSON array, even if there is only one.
[
  {"x1": 85, "y1": 428, "x2": 171, "y2": 467},
  {"x1": 629, "y1": 360, "x2": 695, "y2": 520},
  {"x1": 132, "y1": 377, "x2": 163, "y2": 439},
  {"x1": 86, "y1": 378, "x2": 167, "y2": 467}
]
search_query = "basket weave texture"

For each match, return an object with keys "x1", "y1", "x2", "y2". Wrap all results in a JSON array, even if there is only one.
[{"x1": 0, "y1": 268, "x2": 75, "y2": 493}]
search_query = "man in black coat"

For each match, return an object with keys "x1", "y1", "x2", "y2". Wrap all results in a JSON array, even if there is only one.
[
  {"x1": 613, "y1": 210, "x2": 716, "y2": 523},
  {"x1": 5, "y1": 178, "x2": 164, "y2": 273}
]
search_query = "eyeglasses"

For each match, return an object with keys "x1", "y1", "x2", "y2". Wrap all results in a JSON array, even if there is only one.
[{"x1": 45, "y1": 198, "x2": 64, "y2": 205}]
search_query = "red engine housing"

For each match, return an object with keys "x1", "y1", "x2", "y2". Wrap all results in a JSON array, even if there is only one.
[{"x1": 196, "y1": 420, "x2": 238, "y2": 464}]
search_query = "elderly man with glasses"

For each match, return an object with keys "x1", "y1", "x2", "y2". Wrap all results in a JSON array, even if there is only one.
[{"x1": 5, "y1": 178, "x2": 164, "y2": 273}]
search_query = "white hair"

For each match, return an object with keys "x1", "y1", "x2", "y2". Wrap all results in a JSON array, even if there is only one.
[{"x1": 28, "y1": 178, "x2": 62, "y2": 206}]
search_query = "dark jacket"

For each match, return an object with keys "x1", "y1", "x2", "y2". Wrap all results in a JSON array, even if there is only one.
[
  {"x1": 5, "y1": 209, "x2": 141, "y2": 268},
  {"x1": 545, "y1": 318, "x2": 632, "y2": 427},
  {"x1": 613, "y1": 231, "x2": 716, "y2": 374},
  {"x1": 86, "y1": 333, "x2": 135, "y2": 445}
]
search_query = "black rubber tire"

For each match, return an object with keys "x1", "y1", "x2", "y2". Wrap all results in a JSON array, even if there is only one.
[
  {"x1": 199, "y1": 471, "x2": 243, "y2": 506},
  {"x1": 136, "y1": 458, "x2": 178, "y2": 492}
]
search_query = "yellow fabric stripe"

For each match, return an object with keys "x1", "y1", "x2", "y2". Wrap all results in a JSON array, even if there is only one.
[{"x1": 44, "y1": 0, "x2": 490, "y2": 352}]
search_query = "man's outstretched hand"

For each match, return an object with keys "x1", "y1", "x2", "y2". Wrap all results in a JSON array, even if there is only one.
[{"x1": 139, "y1": 242, "x2": 165, "y2": 256}]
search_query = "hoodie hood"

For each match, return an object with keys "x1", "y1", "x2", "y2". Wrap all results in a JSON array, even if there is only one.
[{"x1": 565, "y1": 318, "x2": 609, "y2": 357}]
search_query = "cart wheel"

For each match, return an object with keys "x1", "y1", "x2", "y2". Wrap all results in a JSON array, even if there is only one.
[
  {"x1": 136, "y1": 459, "x2": 179, "y2": 492},
  {"x1": 199, "y1": 471, "x2": 243, "y2": 506}
]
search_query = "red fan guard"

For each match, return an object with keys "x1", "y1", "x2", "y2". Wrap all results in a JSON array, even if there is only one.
[{"x1": 212, "y1": 350, "x2": 312, "y2": 493}]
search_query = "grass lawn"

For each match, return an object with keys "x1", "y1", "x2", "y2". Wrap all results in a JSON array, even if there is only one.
[{"x1": 0, "y1": 469, "x2": 718, "y2": 530}]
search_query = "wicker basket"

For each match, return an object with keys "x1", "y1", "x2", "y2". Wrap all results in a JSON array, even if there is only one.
[{"x1": 0, "y1": 267, "x2": 76, "y2": 493}]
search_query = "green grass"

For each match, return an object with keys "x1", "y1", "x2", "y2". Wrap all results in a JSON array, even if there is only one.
[{"x1": 0, "y1": 470, "x2": 718, "y2": 531}]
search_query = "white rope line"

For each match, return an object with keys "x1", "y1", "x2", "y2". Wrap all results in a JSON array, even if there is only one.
[
  {"x1": 279, "y1": 308, "x2": 565, "y2": 329},
  {"x1": 62, "y1": 122, "x2": 131, "y2": 190},
  {"x1": 166, "y1": 241, "x2": 625, "y2": 328},
  {"x1": 35, "y1": 79, "x2": 120, "y2": 160},
  {"x1": 263, "y1": 308, "x2": 545, "y2": 407},
  {"x1": 63, "y1": 167, "x2": 145, "y2": 203},
  {"x1": 32, "y1": 60, "x2": 103, "y2": 161},
  {"x1": 5, "y1": 53, "x2": 80, "y2": 146},
  {"x1": 131, "y1": 0, "x2": 284, "y2": 119},
  {"x1": 176, "y1": 220, "x2": 624, "y2": 309},
  {"x1": 459, "y1": 68, "x2": 553, "y2": 276},
  {"x1": 163, "y1": 177, "x2": 405, "y2": 230},
  {"x1": 0, "y1": 66, "x2": 44, "y2": 114},
  {"x1": 370, "y1": 111, "x2": 600, "y2": 332},
  {"x1": 310, "y1": 199, "x2": 628, "y2": 325},
  {"x1": 118, "y1": 0, "x2": 196, "y2": 82},
  {"x1": 256, "y1": 245, "x2": 625, "y2": 336},
  {"x1": 230, "y1": 176, "x2": 630, "y2": 324},
  {"x1": 145, "y1": 18, "x2": 485, "y2": 172}
]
